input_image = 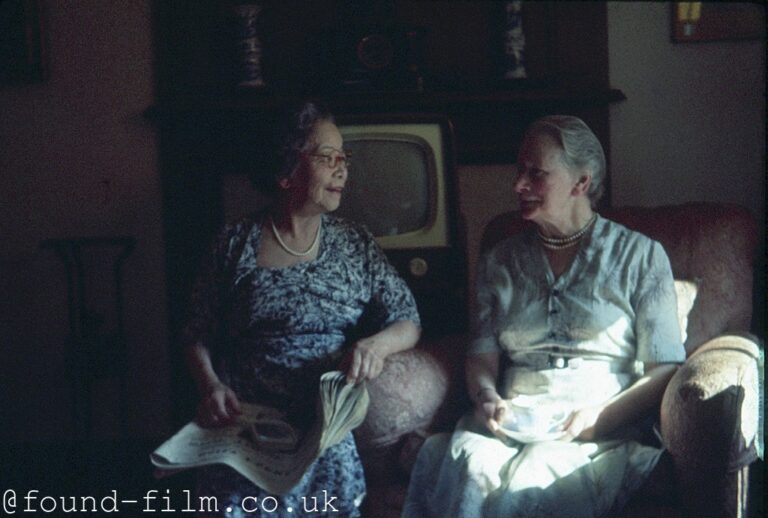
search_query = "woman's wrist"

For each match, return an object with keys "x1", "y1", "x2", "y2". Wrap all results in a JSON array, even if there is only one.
[
  {"x1": 473, "y1": 386, "x2": 498, "y2": 403},
  {"x1": 191, "y1": 367, "x2": 223, "y2": 396},
  {"x1": 363, "y1": 320, "x2": 420, "y2": 358},
  {"x1": 201, "y1": 378, "x2": 224, "y2": 395},
  {"x1": 186, "y1": 343, "x2": 222, "y2": 396}
]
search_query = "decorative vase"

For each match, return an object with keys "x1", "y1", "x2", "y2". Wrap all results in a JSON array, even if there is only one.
[
  {"x1": 503, "y1": 1, "x2": 527, "y2": 80},
  {"x1": 232, "y1": 3, "x2": 265, "y2": 88}
]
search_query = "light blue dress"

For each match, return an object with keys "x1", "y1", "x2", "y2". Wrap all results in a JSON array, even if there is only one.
[{"x1": 404, "y1": 215, "x2": 685, "y2": 517}]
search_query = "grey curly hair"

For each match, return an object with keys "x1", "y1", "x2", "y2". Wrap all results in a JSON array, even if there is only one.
[
  {"x1": 525, "y1": 115, "x2": 606, "y2": 206},
  {"x1": 251, "y1": 100, "x2": 335, "y2": 194}
]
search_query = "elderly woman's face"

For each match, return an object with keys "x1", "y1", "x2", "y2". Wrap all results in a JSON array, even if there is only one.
[
  {"x1": 514, "y1": 133, "x2": 580, "y2": 224},
  {"x1": 289, "y1": 120, "x2": 348, "y2": 214}
]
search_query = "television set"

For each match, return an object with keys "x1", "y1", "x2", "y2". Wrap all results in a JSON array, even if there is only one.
[
  {"x1": 336, "y1": 114, "x2": 467, "y2": 337},
  {"x1": 220, "y1": 113, "x2": 467, "y2": 337},
  {"x1": 335, "y1": 117, "x2": 450, "y2": 249}
]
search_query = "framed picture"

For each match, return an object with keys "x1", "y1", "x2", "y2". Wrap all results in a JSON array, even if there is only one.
[
  {"x1": 672, "y1": 2, "x2": 765, "y2": 43},
  {"x1": 0, "y1": 0, "x2": 46, "y2": 83}
]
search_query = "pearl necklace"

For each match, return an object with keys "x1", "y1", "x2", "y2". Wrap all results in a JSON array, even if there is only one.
[
  {"x1": 270, "y1": 216, "x2": 321, "y2": 257},
  {"x1": 537, "y1": 214, "x2": 597, "y2": 250}
]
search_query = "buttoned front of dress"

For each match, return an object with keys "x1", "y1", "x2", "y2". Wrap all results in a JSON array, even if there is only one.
[{"x1": 471, "y1": 215, "x2": 685, "y2": 411}]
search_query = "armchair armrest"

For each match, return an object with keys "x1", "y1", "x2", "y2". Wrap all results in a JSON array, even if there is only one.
[
  {"x1": 661, "y1": 334, "x2": 761, "y2": 468},
  {"x1": 660, "y1": 334, "x2": 762, "y2": 515},
  {"x1": 354, "y1": 335, "x2": 468, "y2": 485}
]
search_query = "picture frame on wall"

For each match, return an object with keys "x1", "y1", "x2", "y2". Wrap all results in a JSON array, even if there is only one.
[
  {"x1": 0, "y1": 0, "x2": 46, "y2": 84},
  {"x1": 672, "y1": 2, "x2": 765, "y2": 43}
]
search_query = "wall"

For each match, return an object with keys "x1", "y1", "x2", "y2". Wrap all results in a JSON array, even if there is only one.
[
  {"x1": 456, "y1": 165, "x2": 517, "y2": 320},
  {"x1": 0, "y1": 1, "x2": 170, "y2": 441},
  {"x1": 607, "y1": 1, "x2": 765, "y2": 333}
]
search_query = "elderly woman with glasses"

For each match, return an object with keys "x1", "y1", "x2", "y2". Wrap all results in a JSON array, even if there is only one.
[
  {"x1": 403, "y1": 115, "x2": 685, "y2": 517},
  {"x1": 183, "y1": 101, "x2": 420, "y2": 517}
]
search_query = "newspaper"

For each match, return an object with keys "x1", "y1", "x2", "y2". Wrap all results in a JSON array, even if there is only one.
[{"x1": 150, "y1": 371, "x2": 369, "y2": 495}]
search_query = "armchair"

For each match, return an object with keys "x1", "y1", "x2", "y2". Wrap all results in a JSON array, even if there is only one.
[{"x1": 355, "y1": 202, "x2": 762, "y2": 517}]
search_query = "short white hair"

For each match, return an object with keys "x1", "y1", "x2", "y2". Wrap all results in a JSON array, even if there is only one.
[{"x1": 526, "y1": 115, "x2": 606, "y2": 206}]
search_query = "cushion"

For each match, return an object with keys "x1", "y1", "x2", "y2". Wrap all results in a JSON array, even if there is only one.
[{"x1": 674, "y1": 280, "x2": 699, "y2": 344}]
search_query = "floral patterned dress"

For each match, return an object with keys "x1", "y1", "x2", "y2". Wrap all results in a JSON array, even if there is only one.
[
  {"x1": 404, "y1": 215, "x2": 686, "y2": 517},
  {"x1": 183, "y1": 211, "x2": 419, "y2": 517}
]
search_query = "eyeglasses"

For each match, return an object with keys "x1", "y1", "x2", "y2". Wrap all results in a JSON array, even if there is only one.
[{"x1": 307, "y1": 151, "x2": 352, "y2": 169}]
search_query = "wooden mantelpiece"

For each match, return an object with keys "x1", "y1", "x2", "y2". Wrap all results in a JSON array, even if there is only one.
[
  {"x1": 151, "y1": 0, "x2": 621, "y2": 164},
  {"x1": 147, "y1": 87, "x2": 625, "y2": 165},
  {"x1": 148, "y1": 88, "x2": 626, "y2": 114}
]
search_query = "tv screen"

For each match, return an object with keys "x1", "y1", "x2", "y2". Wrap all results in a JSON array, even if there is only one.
[
  {"x1": 336, "y1": 118, "x2": 451, "y2": 250},
  {"x1": 335, "y1": 136, "x2": 430, "y2": 237}
]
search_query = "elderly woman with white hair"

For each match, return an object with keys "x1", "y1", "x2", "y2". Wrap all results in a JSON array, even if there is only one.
[{"x1": 403, "y1": 115, "x2": 685, "y2": 517}]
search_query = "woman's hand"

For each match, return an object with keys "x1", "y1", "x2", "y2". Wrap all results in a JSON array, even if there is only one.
[
  {"x1": 187, "y1": 343, "x2": 242, "y2": 428},
  {"x1": 559, "y1": 404, "x2": 603, "y2": 442},
  {"x1": 342, "y1": 320, "x2": 420, "y2": 385},
  {"x1": 557, "y1": 363, "x2": 679, "y2": 442},
  {"x1": 345, "y1": 338, "x2": 385, "y2": 385},
  {"x1": 196, "y1": 381, "x2": 242, "y2": 428},
  {"x1": 466, "y1": 352, "x2": 506, "y2": 436},
  {"x1": 475, "y1": 388, "x2": 508, "y2": 435}
]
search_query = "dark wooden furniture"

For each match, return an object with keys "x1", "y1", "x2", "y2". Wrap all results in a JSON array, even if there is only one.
[{"x1": 40, "y1": 237, "x2": 136, "y2": 440}]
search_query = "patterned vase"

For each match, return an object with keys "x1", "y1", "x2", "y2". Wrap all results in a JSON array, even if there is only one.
[
  {"x1": 232, "y1": 3, "x2": 266, "y2": 88},
  {"x1": 503, "y1": 1, "x2": 527, "y2": 80}
]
